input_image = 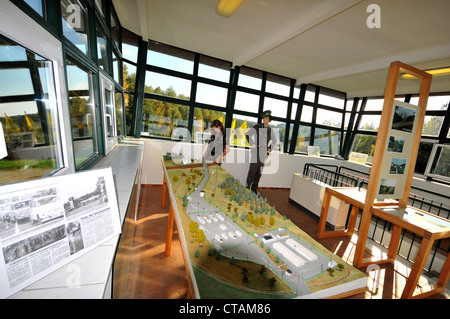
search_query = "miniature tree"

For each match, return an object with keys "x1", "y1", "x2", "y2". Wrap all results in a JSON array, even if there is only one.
[
  {"x1": 337, "y1": 263, "x2": 345, "y2": 271},
  {"x1": 327, "y1": 268, "x2": 335, "y2": 276},
  {"x1": 269, "y1": 216, "x2": 275, "y2": 227},
  {"x1": 208, "y1": 247, "x2": 213, "y2": 256},
  {"x1": 259, "y1": 265, "x2": 266, "y2": 274},
  {"x1": 269, "y1": 277, "x2": 277, "y2": 288},
  {"x1": 194, "y1": 249, "x2": 200, "y2": 258},
  {"x1": 260, "y1": 216, "x2": 266, "y2": 227},
  {"x1": 230, "y1": 256, "x2": 236, "y2": 265},
  {"x1": 195, "y1": 229, "x2": 205, "y2": 246}
]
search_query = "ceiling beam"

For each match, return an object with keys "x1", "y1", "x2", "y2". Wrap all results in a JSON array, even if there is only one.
[
  {"x1": 136, "y1": 0, "x2": 149, "y2": 41},
  {"x1": 232, "y1": 0, "x2": 363, "y2": 67}
]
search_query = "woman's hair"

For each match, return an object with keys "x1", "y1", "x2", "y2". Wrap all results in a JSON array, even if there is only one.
[{"x1": 210, "y1": 119, "x2": 225, "y2": 135}]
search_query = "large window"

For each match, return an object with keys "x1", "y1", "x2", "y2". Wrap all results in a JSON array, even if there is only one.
[
  {"x1": 193, "y1": 108, "x2": 226, "y2": 143},
  {"x1": 96, "y1": 21, "x2": 109, "y2": 73},
  {"x1": 0, "y1": 35, "x2": 63, "y2": 184},
  {"x1": 141, "y1": 99, "x2": 189, "y2": 139},
  {"x1": 66, "y1": 57, "x2": 98, "y2": 169},
  {"x1": 314, "y1": 128, "x2": 341, "y2": 156},
  {"x1": 145, "y1": 71, "x2": 191, "y2": 100},
  {"x1": 61, "y1": 0, "x2": 90, "y2": 55}
]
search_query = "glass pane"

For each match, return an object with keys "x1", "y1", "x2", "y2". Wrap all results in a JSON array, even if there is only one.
[
  {"x1": 410, "y1": 95, "x2": 449, "y2": 110},
  {"x1": 318, "y1": 94, "x2": 345, "y2": 109},
  {"x1": 422, "y1": 115, "x2": 444, "y2": 137},
  {"x1": 365, "y1": 98, "x2": 384, "y2": 111},
  {"x1": 115, "y1": 92, "x2": 123, "y2": 137},
  {"x1": 66, "y1": 58, "x2": 97, "y2": 169},
  {"x1": 351, "y1": 134, "x2": 377, "y2": 156},
  {"x1": 229, "y1": 114, "x2": 258, "y2": 147},
  {"x1": 104, "y1": 88, "x2": 114, "y2": 138},
  {"x1": 304, "y1": 85, "x2": 315, "y2": 103},
  {"x1": 263, "y1": 97, "x2": 288, "y2": 119},
  {"x1": 300, "y1": 105, "x2": 313, "y2": 123},
  {"x1": 0, "y1": 69, "x2": 34, "y2": 96},
  {"x1": 314, "y1": 128, "x2": 341, "y2": 156},
  {"x1": 198, "y1": 56, "x2": 230, "y2": 82},
  {"x1": 141, "y1": 99, "x2": 189, "y2": 139},
  {"x1": 123, "y1": 62, "x2": 136, "y2": 92},
  {"x1": 269, "y1": 120, "x2": 284, "y2": 151},
  {"x1": 290, "y1": 103, "x2": 297, "y2": 120},
  {"x1": 145, "y1": 71, "x2": 191, "y2": 100},
  {"x1": 25, "y1": 0, "x2": 45, "y2": 17},
  {"x1": 110, "y1": 12, "x2": 119, "y2": 48},
  {"x1": 147, "y1": 42, "x2": 194, "y2": 74},
  {"x1": 316, "y1": 108, "x2": 342, "y2": 128},
  {"x1": 0, "y1": 36, "x2": 62, "y2": 185},
  {"x1": 265, "y1": 74, "x2": 290, "y2": 97},
  {"x1": 415, "y1": 142, "x2": 434, "y2": 174},
  {"x1": 61, "y1": 0, "x2": 89, "y2": 55},
  {"x1": 122, "y1": 43, "x2": 138, "y2": 63},
  {"x1": 295, "y1": 125, "x2": 311, "y2": 153},
  {"x1": 124, "y1": 93, "x2": 133, "y2": 135},
  {"x1": 358, "y1": 114, "x2": 381, "y2": 131},
  {"x1": 112, "y1": 50, "x2": 120, "y2": 83},
  {"x1": 96, "y1": 22, "x2": 109, "y2": 73},
  {"x1": 234, "y1": 91, "x2": 260, "y2": 113},
  {"x1": 195, "y1": 83, "x2": 227, "y2": 108},
  {"x1": 193, "y1": 108, "x2": 227, "y2": 144},
  {"x1": 428, "y1": 145, "x2": 450, "y2": 180},
  {"x1": 238, "y1": 67, "x2": 262, "y2": 90}
]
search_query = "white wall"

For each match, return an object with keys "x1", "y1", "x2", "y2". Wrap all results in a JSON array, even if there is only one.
[
  {"x1": 141, "y1": 138, "x2": 450, "y2": 207},
  {"x1": 141, "y1": 139, "x2": 344, "y2": 187}
]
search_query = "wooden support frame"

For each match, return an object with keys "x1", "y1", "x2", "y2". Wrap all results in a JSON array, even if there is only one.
[
  {"x1": 317, "y1": 62, "x2": 450, "y2": 299},
  {"x1": 353, "y1": 61, "x2": 432, "y2": 270}
]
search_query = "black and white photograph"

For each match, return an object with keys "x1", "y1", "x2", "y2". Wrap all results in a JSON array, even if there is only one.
[{"x1": 392, "y1": 104, "x2": 416, "y2": 133}]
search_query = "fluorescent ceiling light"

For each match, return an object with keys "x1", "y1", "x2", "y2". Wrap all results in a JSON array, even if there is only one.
[
  {"x1": 401, "y1": 67, "x2": 450, "y2": 79},
  {"x1": 216, "y1": 0, "x2": 244, "y2": 17}
]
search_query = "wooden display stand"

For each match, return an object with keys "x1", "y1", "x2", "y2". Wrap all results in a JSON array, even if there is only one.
[
  {"x1": 318, "y1": 62, "x2": 450, "y2": 298},
  {"x1": 353, "y1": 61, "x2": 431, "y2": 269}
]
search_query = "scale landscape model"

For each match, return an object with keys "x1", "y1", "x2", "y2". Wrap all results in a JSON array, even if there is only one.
[{"x1": 163, "y1": 155, "x2": 367, "y2": 298}]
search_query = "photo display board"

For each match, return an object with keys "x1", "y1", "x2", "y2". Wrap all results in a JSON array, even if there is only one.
[
  {"x1": 0, "y1": 168, "x2": 121, "y2": 298},
  {"x1": 375, "y1": 100, "x2": 421, "y2": 200}
]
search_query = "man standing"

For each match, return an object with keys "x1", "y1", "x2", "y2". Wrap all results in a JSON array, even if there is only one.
[{"x1": 245, "y1": 110, "x2": 277, "y2": 194}]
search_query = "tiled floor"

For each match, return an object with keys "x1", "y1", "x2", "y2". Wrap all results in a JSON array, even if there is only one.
[{"x1": 113, "y1": 185, "x2": 447, "y2": 299}]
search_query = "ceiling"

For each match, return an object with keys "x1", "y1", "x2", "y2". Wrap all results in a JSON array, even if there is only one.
[{"x1": 112, "y1": 0, "x2": 450, "y2": 98}]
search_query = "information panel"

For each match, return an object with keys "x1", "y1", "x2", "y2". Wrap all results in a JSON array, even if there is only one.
[{"x1": 0, "y1": 168, "x2": 121, "y2": 298}]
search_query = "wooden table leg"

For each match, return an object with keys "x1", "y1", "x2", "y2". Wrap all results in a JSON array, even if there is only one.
[
  {"x1": 353, "y1": 207, "x2": 372, "y2": 268},
  {"x1": 387, "y1": 224, "x2": 402, "y2": 260},
  {"x1": 346, "y1": 205, "x2": 359, "y2": 236},
  {"x1": 437, "y1": 251, "x2": 450, "y2": 289},
  {"x1": 161, "y1": 174, "x2": 167, "y2": 208},
  {"x1": 165, "y1": 204, "x2": 174, "y2": 257},
  {"x1": 318, "y1": 190, "x2": 331, "y2": 238},
  {"x1": 401, "y1": 237, "x2": 434, "y2": 299}
]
